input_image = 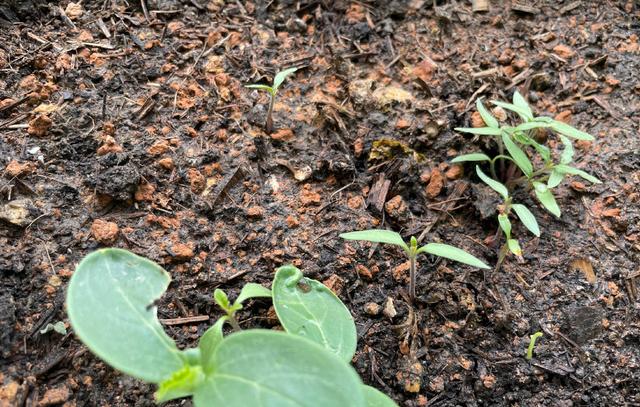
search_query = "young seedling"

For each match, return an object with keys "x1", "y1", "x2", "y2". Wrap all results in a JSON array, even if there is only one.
[
  {"x1": 213, "y1": 283, "x2": 271, "y2": 331},
  {"x1": 526, "y1": 331, "x2": 543, "y2": 360},
  {"x1": 245, "y1": 67, "x2": 297, "y2": 134},
  {"x1": 340, "y1": 229, "x2": 489, "y2": 302}
]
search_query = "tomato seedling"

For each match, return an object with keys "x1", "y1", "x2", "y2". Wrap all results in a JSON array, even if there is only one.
[{"x1": 245, "y1": 67, "x2": 297, "y2": 134}]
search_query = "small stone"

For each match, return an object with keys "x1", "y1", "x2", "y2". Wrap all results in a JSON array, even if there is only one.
[
  {"x1": 5, "y1": 160, "x2": 35, "y2": 177},
  {"x1": 383, "y1": 297, "x2": 397, "y2": 319},
  {"x1": 445, "y1": 164, "x2": 463, "y2": 180},
  {"x1": 471, "y1": 111, "x2": 485, "y2": 128},
  {"x1": 187, "y1": 168, "x2": 205, "y2": 193},
  {"x1": 498, "y1": 48, "x2": 514, "y2": 65},
  {"x1": 356, "y1": 264, "x2": 373, "y2": 279},
  {"x1": 420, "y1": 169, "x2": 431, "y2": 184},
  {"x1": 554, "y1": 110, "x2": 572, "y2": 124},
  {"x1": 300, "y1": 185, "x2": 321, "y2": 206},
  {"x1": 492, "y1": 106, "x2": 507, "y2": 121},
  {"x1": 28, "y1": 114, "x2": 52, "y2": 137},
  {"x1": 392, "y1": 261, "x2": 410, "y2": 282},
  {"x1": 148, "y1": 140, "x2": 170, "y2": 156},
  {"x1": 384, "y1": 195, "x2": 409, "y2": 220},
  {"x1": 0, "y1": 199, "x2": 36, "y2": 227},
  {"x1": 271, "y1": 128, "x2": 295, "y2": 142},
  {"x1": 372, "y1": 86, "x2": 413, "y2": 108},
  {"x1": 157, "y1": 157, "x2": 174, "y2": 170},
  {"x1": 286, "y1": 215, "x2": 299, "y2": 228},
  {"x1": 364, "y1": 302, "x2": 381, "y2": 316},
  {"x1": 170, "y1": 243, "x2": 194, "y2": 262},
  {"x1": 38, "y1": 385, "x2": 69, "y2": 406},
  {"x1": 96, "y1": 136, "x2": 123, "y2": 155},
  {"x1": 134, "y1": 183, "x2": 155, "y2": 202},
  {"x1": 553, "y1": 44, "x2": 575, "y2": 59},
  {"x1": 90, "y1": 219, "x2": 119, "y2": 245},
  {"x1": 64, "y1": 2, "x2": 83, "y2": 20},
  {"x1": 322, "y1": 274, "x2": 344, "y2": 295},
  {"x1": 425, "y1": 168, "x2": 444, "y2": 199},
  {"x1": 246, "y1": 206, "x2": 264, "y2": 219}
]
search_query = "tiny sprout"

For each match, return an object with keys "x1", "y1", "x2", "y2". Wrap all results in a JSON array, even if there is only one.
[
  {"x1": 340, "y1": 229, "x2": 489, "y2": 302},
  {"x1": 245, "y1": 67, "x2": 298, "y2": 134},
  {"x1": 213, "y1": 283, "x2": 271, "y2": 332},
  {"x1": 526, "y1": 331, "x2": 544, "y2": 360}
]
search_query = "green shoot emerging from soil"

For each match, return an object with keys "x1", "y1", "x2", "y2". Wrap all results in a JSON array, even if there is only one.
[
  {"x1": 245, "y1": 67, "x2": 297, "y2": 134},
  {"x1": 340, "y1": 229, "x2": 489, "y2": 302},
  {"x1": 454, "y1": 91, "x2": 601, "y2": 260},
  {"x1": 213, "y1": 283, "x2": 271, "y2": 332},
  {"x1": 526, "y1": 331, "x2": 544, "y2": 360}
]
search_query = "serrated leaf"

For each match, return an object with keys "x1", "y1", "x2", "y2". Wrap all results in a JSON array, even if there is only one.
[
  {"x1": 512, "y1": 91, "x2": 534, "y2": 120},
  {"x1": 501, "y1": 133, "x2": 533, "y2": 176},
  {"x1": 194, "y1": 330, "x2": 366, "y2": 407},
  {"x1": 533, "y1": 182, "x2": 561, "y2": 217},
  {"x1": 417, "y1": 243, "x2": 489, "y2": 269},
  {"x1": 363, "y1": 385, "x2": 398, "y2": 407},
  {"x1": 273, "y1": 265, "x2": 357, "y2": 362},
  {"x1": 475, "y1": 166, "x2": 509, "y2": 200},
  {"x1": 476, "y1": 98, "x2": 499, "y2": 128},
  {"x1": 272, "y1": 67, "x2": 298, "y2": 92},
  {"x1": 559, "y1": 135, "x2": 574, "y2": 164},
  {"x1": 66, "y1": 249, "x2": 184, "y2": 383},
  {"x1": 547, "y1": 170, "x2": 565, "y2": 188},
  {"x1": 491, "y1": 100, "x2": 533, "y2": 122},
  {"x1": 340, "y1": 229, "x2": 409, "y2": 253},
  {"x1": 155, "y1": 364, "x2": 205, "y2": 403},
  {"x1": 454, "y1": 127, "x2": 503, "y2": 136},
  {"x1": 549, "y1": 120, "x2": 594, "y2": 141},
  {"x1": 235, "y1": 283, "x2": 272, "y2": 306},
  {"x1": 451, "y1": 153, "x2": 491, "y2": 163},
  {"x1": 507, "y1": 239, "x2": 522, "y2": 256},
  {"x1": 511, "y1": 204, "x2": 541, "y2": 237},
  {"x1": 498, "y1": 214, "x2": 512, "y2": 238},
  {"x1": 198, "y1": 317, "x2": 227, "y2": 374},
  {"x1": 554, "y1": 164, "x2": 602, "y2": 184}
]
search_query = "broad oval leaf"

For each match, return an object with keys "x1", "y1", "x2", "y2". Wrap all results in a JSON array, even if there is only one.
[
  {"x1": 533, "y1": 182, "x2": 561, "y2": 217},
  {"x1": 498, "y1": 214, "x2": 512, "y2": 238},
  {"x1": 417, "y1": 243, "x2": 489, "y2": 269},
  {"x1": 476, "y1": 98, "x2": 499, "y2": 128},
  {"x1": 549, "y1": 120, "x2": 594, "y2": 141},
  {"x1": 454, "y1": 127, "x2": 502, "y2": 136},
  {"x1": 512, "y1": 91, "x2": 534, "y2": 120},
  {"x1": 475, "y1": 166, "x2": 509, "y2": 200},
  {"x1": 451, "y1": 153, "x2": 491, "y2": 163},
  {"x1": 273, "y1": 265, "x2": 357, "y2": 362},
  {"x1": 272, "y1": 67, "x2": 298, "y2": 92},
  {"x1": 363, "y1": 385, "x2": 398, "y2": 407},
  {"x1": 547, "y1": 170, "x2": 565, "y2": 188},
  {"x1": 554, "y1": 164, "x2": 602, "y2": 184},
  {"x1": 340, "y1": 229, "x2": 409, "y2": 252},
  {"x1": 511, "y1": 204, "x2": 541, "y2": 237},
  {"x1": 193, "y1": 330, "x2": 365, "y2": 407},
  {"x1": 235, "y1": 283, "x2": 272, "y2": 306},
  {"x1": 66, "y1": 249, "x2": 184, "y2": 383},
  {"x1": 501, "y1": 133, "x2": 533, "y2": 176}
]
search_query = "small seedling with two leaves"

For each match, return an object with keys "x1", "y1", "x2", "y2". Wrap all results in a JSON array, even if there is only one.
[
  {"x1": 245, "y1": 67, "x2": 297, "y2": 134},
  {"x1": 340, "y1": 229, "x2": 489, "y2": 302},
  {"x1": 453, "y1": 91, "x2": 601, "y2": 258},
  {"x1": 213, "y1": 283, "x2": 271, "y2": 332}
]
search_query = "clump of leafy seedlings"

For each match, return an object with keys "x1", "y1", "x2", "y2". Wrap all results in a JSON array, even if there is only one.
[
  {"x1": 340, "y1": 229, "x2": 489, "y2": 302},
  {"x1": 245, "y1": 67, "x2": 297, "y2": 134},
  {"x1": 526, "y1": 331, "x2": 544, "y2": 360},
  {"x1": 66, "y1": 248, "x2": 397, "y2": 407},
  {"x1": 453, "y1": 91, "x2": 601, "y2": 262}
]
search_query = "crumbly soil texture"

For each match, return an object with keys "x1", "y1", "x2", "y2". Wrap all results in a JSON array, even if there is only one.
[{"x1": 1, "y1": 0, "x2": 639, "y2": 406}]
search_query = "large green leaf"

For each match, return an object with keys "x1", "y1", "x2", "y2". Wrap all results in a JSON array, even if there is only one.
[
  {"x1": 475, "y1": 166, "x2": 509, "y2": 200},
  {"x1": 363, "y1": 385, "x2": 398, "y2": 407},
  {"x1": 273, "y1": 265, "x2": 357, "y2": 362},
  {"x1": 549, "y1": 120, "x2": 594, "y2": 141},
  {"x1": 451, "y1": 153, "x2": 491, "y2": 163},
  {"x1": 533, "y1": 182, "x2": 561, "y2": 217},
  {"x1": 193, "y1": 330, "x2": 365, "y2": 407},
  {"x1": 454, "y1": 127, "x2": 502, "y2": 136},
  {"x1": 340, "y1": 229, "x2": 409, "y2": 252},
  {"x1": 501, "y1": 132, "x2": 533, "y2": 176},
  {"x1": 554, "y1": 164, "x2": 602, "y2": 184},
  {"x1": 272, "y1": 67, "x2": 298, "y2": 92},
  {"x1": 198, "y1": 317, "x2": 227, "y2": 374},
  {"x1": 66, "y1": 249, "x2": 184, "y2": 383},
  {"x1": 511, "y1": 204, "x2": 541, "y2": 237},
  {"x1": 417, "y1": 243, "x2": 489, "y2": 269},
  {"x1": 476, "y1": 98, "x2": 499, "y2": 128}
]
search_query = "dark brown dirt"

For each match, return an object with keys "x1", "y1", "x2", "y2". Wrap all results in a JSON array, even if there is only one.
[{"x1": 1, "y1": 1, "x2": 640, "y2": 406}]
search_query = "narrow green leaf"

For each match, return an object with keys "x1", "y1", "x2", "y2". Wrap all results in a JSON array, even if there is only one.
[
  {"x1": 245, "y1": 84, "x2": 273, "y2": 92},
  {"x1": 498, "y1": 214, "x2": 512, "y2": 238},
  {"x1": 272, "y1": 67, "x2": 298, "y2": 92},
  {"x1": 454, "y1": 127, "x2": 503, "y2": 136},
  {"x1": 417, "y1": 243, "x2": 489, "y2": 269},
  {"x1": 513, "y1": 121, "x2": 552, "y2": 132},
  {"x1": 194, "y1": 330, "x2": 366, "y2": 407},
  {"x1": 451, "y1": 153, "x2": 491, "y2": 163},
  {"x1": 475, "y1": 166, "x2": 509, "y2": 200},
  {"x1": 533, "y1": 182, "x2": 561, "y2": 217},
  {"x1": 549, "y1": 120, "x2": 594, "y2": 141},
  {"x1": 476, "y1": 98, "x2": 499, "y2": 128},
  {"x1": 507, "y1": 239, "x2": 522, "y2": 256},
  {"x1": 511, "y1": 204, "x2": 541, "y2": 237},
  {"x1": 155, "y1": 364, "x2": 205, "y2": 403},
  {"x1": 273, "y1": 265, "x2": 357, "y2": 362},
  {"x1": 547, "y1": 170, "x2": 565, "y2": 188},
  {"x1": 512, "y1": 91, "x2": 534, "y2": 120},
  {"x1": 66, "y1": 249, "x2": 183, "y2": 383},
  {"x1": 529, "y1": 138, "x2": 551, "y2": 162},
  {"x1": 559, "y1": 135, "x2": 574, "y2": 164},
  {"x1": 340, "y1": 229, "x2": 409, "y2": 252},
  {"x1": 363, "y1": 385, "x2": 398, "y2": 407},
  {"x1": 213, "y1": 289, "x2": 230, "y2": 310},
  {"x1": 491, "y1": 100, "x2": 533, "y2": 122},
  {"x1": 235, "y1": 283, "x2": 272, "y2": 306},
  {"x1": 198, "y1": 317, "x2": 227, "y2": 374},
  {"x1": 554, "y1": 164, "x2": 602, "y2": 184},
  {"x1": 501, "y1": 132, "x2": 533, "y2": 176}
]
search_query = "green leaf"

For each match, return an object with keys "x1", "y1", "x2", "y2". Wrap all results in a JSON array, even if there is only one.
[
  {"x1": 491, "y1": 100, "x2": 533, "y2": 122},
  {"x1": 193, "y1": 330, "x2": 366, "y2": 407},
  {"x1": 214, "y1": 289, "x2": 230, "y2": 310},
  {"x1": 245, "y1": 84, "x2": 273, "y2": 93},
  {"x1": 512, "y1": 91, "x2": 534, "y2": 120},
  {"x1": 501, "y1": 132, "x2": 533, "y2": 176},
  {"x1": 198, "y1": 317, "x2": 227, "y2": 374},
  {"x1": 66, "y1": 249, "x2": 184, "y2": 383},
  {"x1": 476, "y1": 98, "x2": 499, "y2": 128},
  {"x1": 272, "y1": 67, "x2": 298, "y2": 92},
  {"x1": 451, "y1": 153, "x2": 491, "y2": 163},
  {"x1": 511, "y1": 204, "x2": 541, "y2": 237},
  {"x1": 513, "y1": 121, "x2": 552, "y2": 132},
  {"x1": 554, "y1": 164, "x2": 602, "y2": 184},
  {"x1": 340, "y1": 229, "x2": 409, "y2": 253},
  {"x1": 547, "y1": 170, "x2": 565, "y2": 188},
  {"x1": 363, "y1": 385, "x2": 398, "y2": 407},
  {"x1": 155, "y1": 364, "x2": 205, "y2": 403},
  {"x1": 533, "y1": 182, "x2": 561, "y2": 217},
  {"x1": 475, "y1": 166, "x2": 509, "y2": 200},
  {"x1": 498, "y1": 214, "x2": 512, "y2": 238},
  {"x1": 235, "y1": 283, "x2": 272, "y2": 307},
  {"x1": 454, "y1": 127, "x2": 502, "y2": 136},
  {"x1": 273, "y1": 265, "x2": 357, "y2": 362},
  {"x1": 549, "y1": 120, "x2": 594, "y2": 141},
  {"x1": 40, "y1": 321, "x2": 67, "y2": 335},
  {"x1": 507, "y1": 239, "x2": 522, "y2": 256},
  {"x1": 417, "y1": 243, "x2": 489, "y2": 269},
  {"x1": 528, "y1": 138, "x2": 551, "y2": 162},
  {"x1": 559, "y1": 135, "x2": 574, "y2": 165}
]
